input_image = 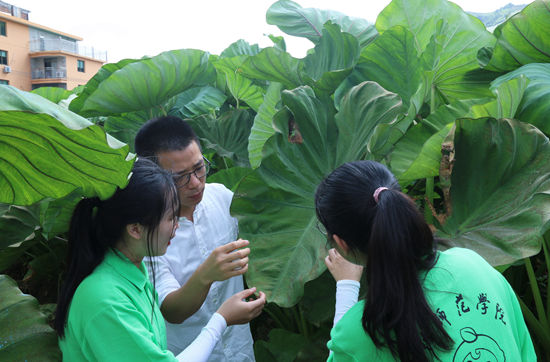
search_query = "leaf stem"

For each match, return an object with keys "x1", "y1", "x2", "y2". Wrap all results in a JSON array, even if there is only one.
[
  {"x1": 525, "y1": 257, "x2": 549, "y2": 328},
  {"x1": 424, "y1": 177, "x2": 434, "y2": 224}
]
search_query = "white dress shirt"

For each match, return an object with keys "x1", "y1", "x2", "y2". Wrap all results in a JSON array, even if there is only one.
[{"x1": 147, "y1": 183, "x2": 255, "y2": 361}]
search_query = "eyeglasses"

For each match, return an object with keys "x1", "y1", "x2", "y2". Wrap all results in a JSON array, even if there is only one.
[{"x1": 172, "y1": 157, "x2": 211, "y2": 188}]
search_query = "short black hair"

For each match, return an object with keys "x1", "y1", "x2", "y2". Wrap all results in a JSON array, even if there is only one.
[{"x1": 134, "y1": 116, "x2": 199, "y2": 159}]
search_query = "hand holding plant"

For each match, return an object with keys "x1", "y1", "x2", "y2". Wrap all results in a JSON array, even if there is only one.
[
  {"x1": 217, "y1": 287, "x2": 266, "y2": 325},
  {"x1": 197, "y1": 239, "x2": 250, "y2": 285},
  {"x1": 325, "y1": 248, "x2": 363, "y2": 282}
]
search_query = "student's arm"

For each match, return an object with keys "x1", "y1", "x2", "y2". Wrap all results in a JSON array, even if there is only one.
[
  {"x1": 325, "y1": 248, "x2": 363, "y2": 326},
  {"x1": 175, "y1": 288, "x2": 266, "y2": 362},
  {"x1": 161, "y1": 239, "x2": 250, "y2": 324}
]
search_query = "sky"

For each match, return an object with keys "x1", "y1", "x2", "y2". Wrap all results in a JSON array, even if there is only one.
[{"x1": 13, "y1": 0, "x2": 528, "y2": 63}]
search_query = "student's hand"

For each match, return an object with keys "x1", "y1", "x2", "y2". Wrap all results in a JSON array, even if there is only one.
[
  {"x1": 217, "y1": 287, "x2": 266, "y2": 326},
  {"x1": 325, "y1": 248, "x2": 363, "y2": 282},
  {"x1": 197, "y1": 239, "x2": 250, "y2": 285}
]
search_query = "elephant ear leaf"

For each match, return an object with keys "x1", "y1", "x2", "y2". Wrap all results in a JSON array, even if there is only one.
[
  {"x1": 233, "y1": 83, "x2": 403, "y2": 307},
  {"x1": 478, "y1": 0, "x2": 550, "y2": 72},
  {"x1": 266, "y1": 0, "x2": 377, "y2": 46},
  {"x1": 438, "y1": 118, "x2": 550, "y2": 265},
  {"x1": 0, "y1": 275, "x2": 60, "y2": 361},
  {"x1": 0, "y1": 86, "x2": 132, "y2": 206},
  {"x1": 68, "y1": 49, "x2": 215, "y2": 117}
]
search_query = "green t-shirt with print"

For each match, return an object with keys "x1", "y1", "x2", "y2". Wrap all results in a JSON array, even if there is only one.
[
  {"x1": 59, "y1": 249, "x2": 176, "y2": 361},
  {"x1": 327, "y1": 248, "x2": 536, "y2": 362}
]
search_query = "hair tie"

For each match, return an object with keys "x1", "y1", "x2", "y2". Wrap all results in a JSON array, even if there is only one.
[{"x1": 373, "y1": 187, "x2": 389, "y2": 203}]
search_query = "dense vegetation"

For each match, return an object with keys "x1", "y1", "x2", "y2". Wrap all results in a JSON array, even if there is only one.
[{"x1": 1, "y1": 0, "x2": 549, "y2": 360}]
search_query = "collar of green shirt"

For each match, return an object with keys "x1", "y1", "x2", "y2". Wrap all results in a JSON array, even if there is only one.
[{"x1": 104, "y1": 248, "x2": 149, "y2": 291}]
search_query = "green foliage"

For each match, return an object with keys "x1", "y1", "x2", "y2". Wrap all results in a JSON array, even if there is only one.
[
  {"x1": 479, "y1": 0, "x2": 550, "y2": 72},
  {"x1": 438, "y1": 118, "x2": 550, "y2": 265},
  {"x1": 266, "y1": 0, "x2": 377, "y2": 46},
  {"x1": 0, "y1": 275, "x2": 60, "y2": 361},
  {"x1": 1, "y1": 0, "x2": 550, "y2": 358},
  {"x1": 0, "y1": 86, "x2": 133, "y2": 205}
]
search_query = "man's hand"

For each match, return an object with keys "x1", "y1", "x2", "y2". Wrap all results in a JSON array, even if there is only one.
[
  {"x1": 325, "y1": 248, "x2": 363, "y2": 282},
  {"x1": 197, "y1": 239, "x2": 250, "y2": 285}
]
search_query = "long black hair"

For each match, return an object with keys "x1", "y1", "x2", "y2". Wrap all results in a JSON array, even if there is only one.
[
  {"x1": 54, "y1": 158, "x2": 179, "y2": 338},
  {"x1": 315, "y1": 160, "x2": 453, "y2": 361}
]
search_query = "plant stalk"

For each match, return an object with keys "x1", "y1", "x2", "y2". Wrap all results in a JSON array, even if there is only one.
[
  {"x1": 524, "y1": 258, "x2": 549, "y2": 329},
  {"x1": 424, "y1": 177, "x2": 434, "y2": 224}
]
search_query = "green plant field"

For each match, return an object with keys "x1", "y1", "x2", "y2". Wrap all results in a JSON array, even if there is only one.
[{"x1": 1, "y1": 0, "x2": 549, "y2": 360}]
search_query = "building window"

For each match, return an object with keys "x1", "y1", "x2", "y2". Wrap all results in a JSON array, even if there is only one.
[
  {"x1": 0, "y1": 21, "x2": 6, "y2": 36},
  {"x1": 0, "y1": 80, "x2": 8, "y2": 85},
  {"x1": 77, "y1": 60, "x2": 85, "y2": 72},
  {"x1": 0, "y1": 50, "x2": 7, "y2": 65}
]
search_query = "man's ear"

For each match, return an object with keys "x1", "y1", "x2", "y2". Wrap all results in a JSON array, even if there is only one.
[
  {"x1": 126, "y1": 223, "x2": 143, "y2": 240},
  {"x1": 332, "y1": 234, "x2": 350, "y2": 255}
]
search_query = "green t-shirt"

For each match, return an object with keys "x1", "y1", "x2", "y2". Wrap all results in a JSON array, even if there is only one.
[
  {"x1": 59, "y1": 249, "x2": 176, "y2": 361},
  {"x1": 327, "y1": 248, "x2": 536, "y2": 361}
]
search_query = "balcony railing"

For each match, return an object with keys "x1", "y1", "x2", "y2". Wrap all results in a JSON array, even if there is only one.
[
  {"x1": 32, "y1": 67, "x2": 67, "y2": 80},
  {"x1": 29, "y1": 39, "x2": 108, "y2": 62}
]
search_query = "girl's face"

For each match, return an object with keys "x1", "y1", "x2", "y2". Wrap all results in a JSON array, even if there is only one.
[{"x1": 150, "y1": 210, "x2": 178, "y2": 256}]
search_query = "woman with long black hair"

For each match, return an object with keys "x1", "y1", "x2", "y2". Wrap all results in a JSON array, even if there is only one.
[
  {"x1": 54, "y1": 158, "x2": 265, "y2": 361},
  {"x1": 316, "y1": 160, "x2": 535, "y2": 361}
]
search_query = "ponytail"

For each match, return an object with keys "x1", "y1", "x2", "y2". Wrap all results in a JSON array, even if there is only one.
[
  {"x1": 54, "y1": 197, "x2": 107, "y2": 337},
  {"x1": 315, "y1": 160, "x2": 453, "y2": 361},
  {"x1": 54, "y1": 158, "x2": 180, "y2": 338},
  {"x1": 364, "y1": 190, "x2": 452, "y2": 361}
]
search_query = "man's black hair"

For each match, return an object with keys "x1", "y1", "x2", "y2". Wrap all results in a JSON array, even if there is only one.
[{"x1": 134, "y1": 116, "x2": 199, "y2": 159}]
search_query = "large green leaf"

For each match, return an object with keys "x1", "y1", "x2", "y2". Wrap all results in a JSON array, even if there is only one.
[
  {"x1": 233, "y1": 83, "x2": 402, "y2": 306},
  {"x1": 438, "y1": 118, "x2": 550, "y2": 265},
  {"x1": 220, "y1": 39, "x2": 260, "y2": 58},
  {"x1": 214, "y1": 57, "x2": 265, "y2": 111},
  {"x1": 31, "y1": 87, "x2": 72, "y2": 104},
  {"x1": 0, "y1": 205, "x2": 39, "y2": 249},
  {"x1": 69, "y1": 58, "x2": 142, "y2": 115},
  {"x1": 68, "y1": 49, "x2": 215, "y2": 117},
  {"x1": 490, "y1": 63, "x2": 550, "y2": 135},
  {"x1": 470, "y1": 75, "x2": 529, "y2": 119},
  {"x1": 334, "y1": 82, "x2": 403, "y2": 165},
  {"x1": 0, "y1": 275, "x2": 60, "y2": 361},
  {"x1": 39, "y1": 191, "x2": 81, "y2": 239},
  {"x1": 391, "y1": 99, "x2": 487, "y2": 183},
  {"x1": 303, "y1": 22, "x2": 360, "y2": 94},
  {"x1": 479, "y1": 0, "x2": 550, "y2": 72},
  {"x1": 342, "y1": 25, "x2": 422, "y2": 110},
  {"x1": 238, "y1": 48, "x2": 305, "y2": 89},
  {"x1": 207, "y1": 167, "x2": 252, "y2": 192},
  {"x1": 266, "y1": 0, "x2": 378, "y2": 47},
  {"x1": 377, "y1": 0, "x2": 495, "y2": 105},
  {"x1": 248, "y1": 82, "x2": 284, "y2": 169},
  {"x1": 0, "y1": 87, "x2": 133, "y2": 205},
  {"x1": 188, "y1": 109, "x2": 254, "y2": 167},
  {"x1": 102, "y1": 111, "x2": 151, "y2": 153},
  {"x1": 169, "y1": 86, "x2": 227, "y2": 118}
]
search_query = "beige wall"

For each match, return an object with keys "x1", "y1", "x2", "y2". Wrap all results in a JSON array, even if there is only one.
[
  {"x1": 0, "y1": 13, "x2": 103, "y2": 91},
  {"x1": 65, "y1": 54, "x2": 103, "y2": 90},
  {"x1": 0, "y1": 18, "x2": 32, "y2": 91}
]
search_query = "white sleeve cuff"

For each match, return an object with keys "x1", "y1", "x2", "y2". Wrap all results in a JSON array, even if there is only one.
[
  {"x1": 334, "y1": 280, "x2": 360, "y2": 326},
  {"x1": 175, "y1": 313, "x2": 227, "y2": 362}
]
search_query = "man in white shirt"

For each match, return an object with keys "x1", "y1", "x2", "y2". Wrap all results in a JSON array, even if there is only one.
[{"x1": 135, "y1": 116, "x2": 256, "y2": 361}]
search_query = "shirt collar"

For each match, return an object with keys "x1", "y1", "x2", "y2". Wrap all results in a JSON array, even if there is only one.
[{"x1": 104, "y1": 248, "x2": 148, "y2": 290}]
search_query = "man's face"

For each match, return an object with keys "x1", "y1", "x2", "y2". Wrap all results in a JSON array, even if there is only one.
[{"x1": 157, "y1": 141, "x2": 205, "y2": 214}]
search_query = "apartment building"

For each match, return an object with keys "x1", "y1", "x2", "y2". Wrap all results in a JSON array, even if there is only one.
[{"x1": 0, "y1": 1, "x2": 106, "y2": 91}]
